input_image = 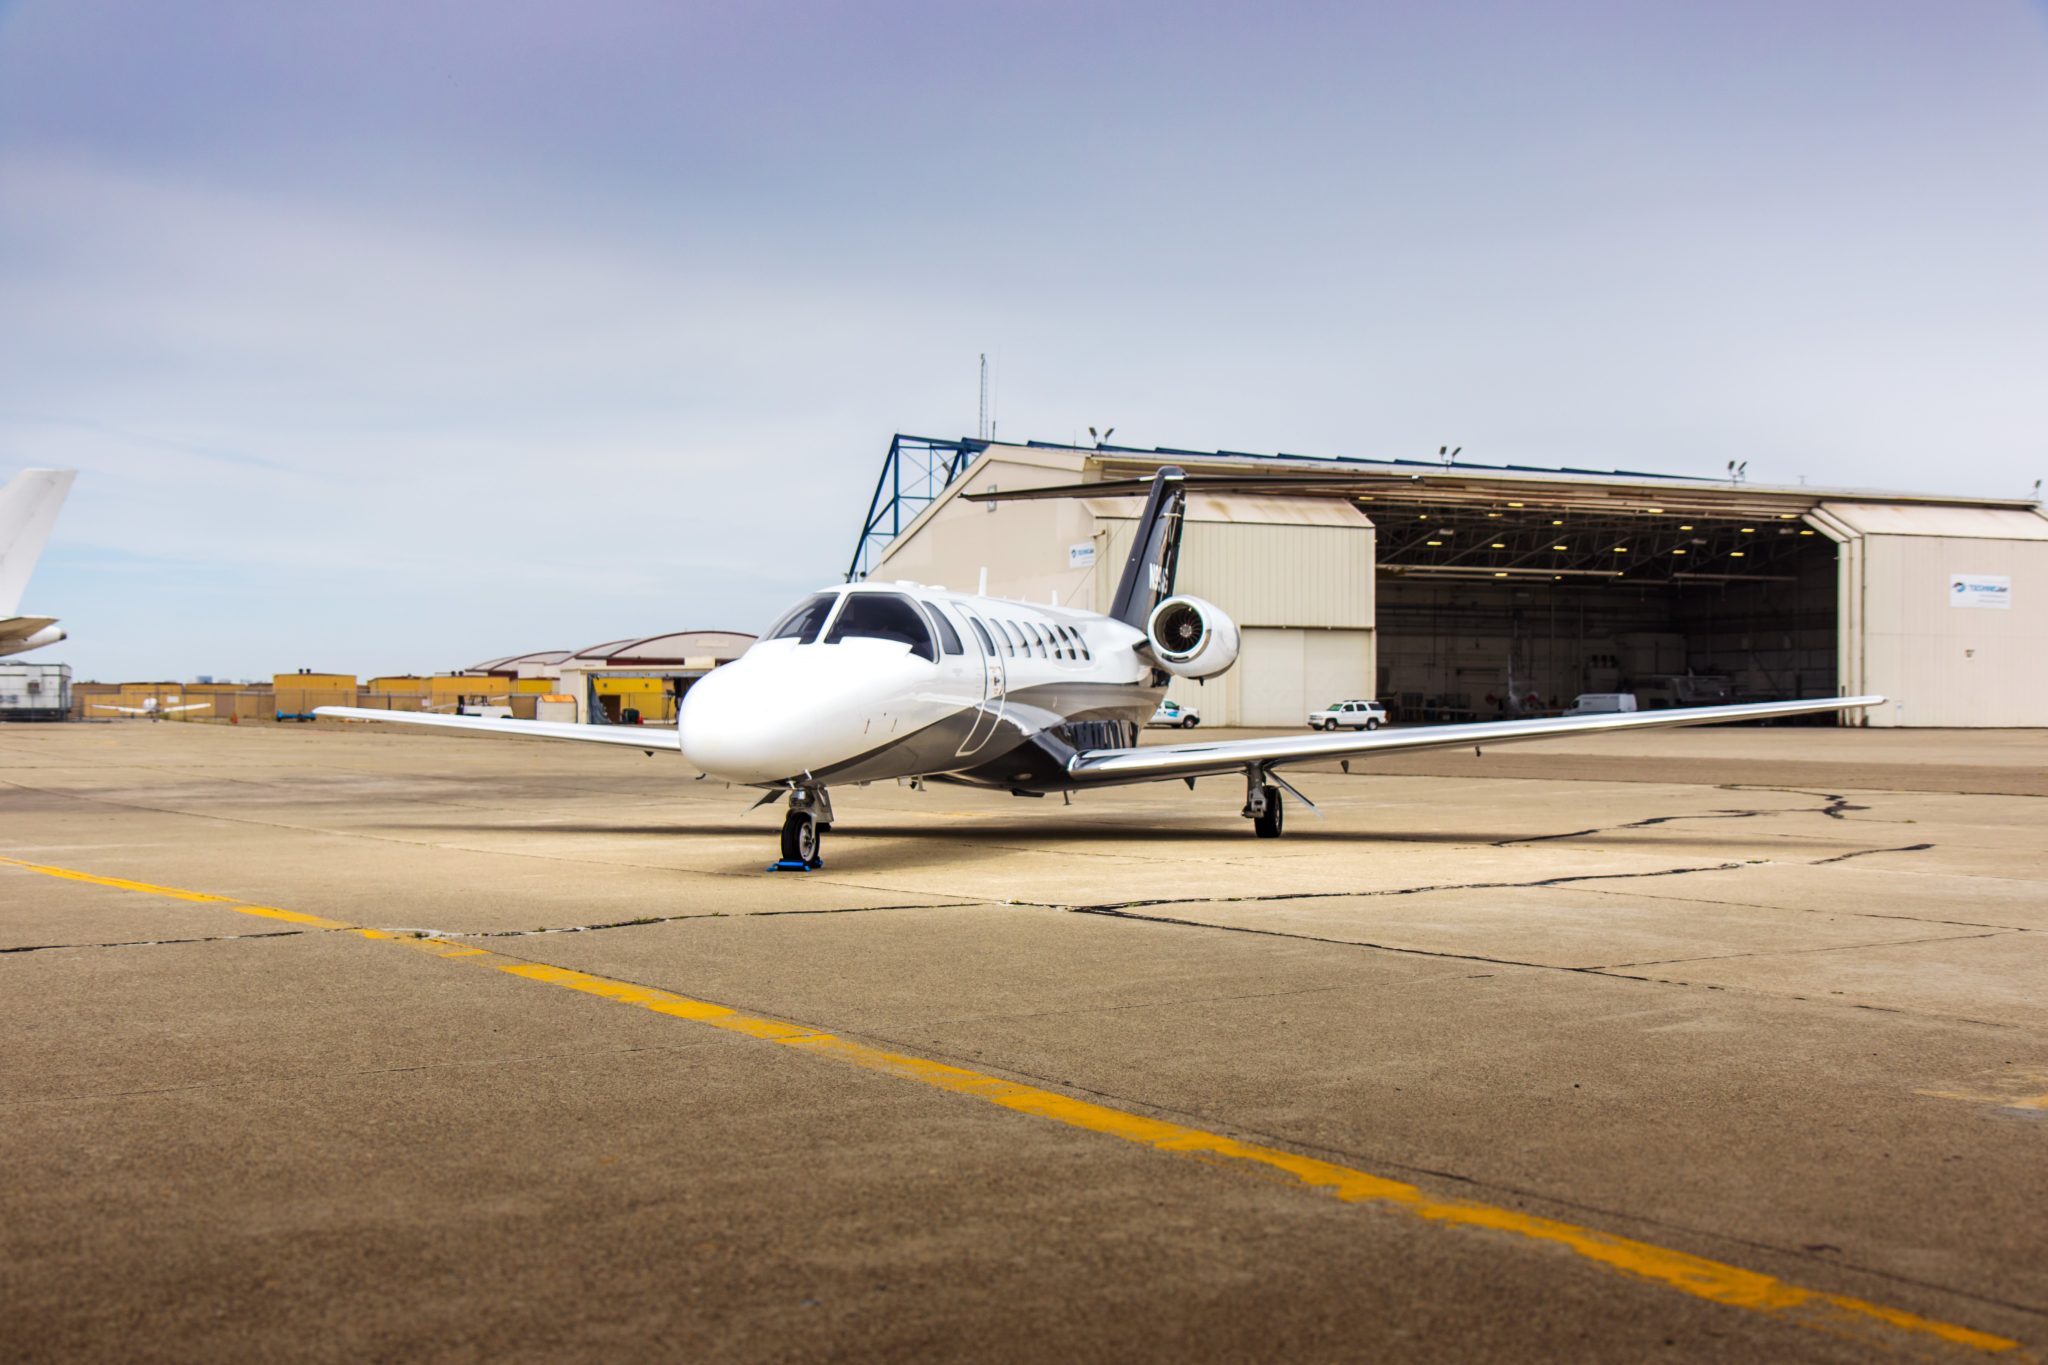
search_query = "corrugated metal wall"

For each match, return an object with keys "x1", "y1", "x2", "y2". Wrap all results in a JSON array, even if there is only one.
[
  {"x1": 1855, "y1": 534, "x2": 2048, "y2": 727},
  {"x1": 1097, "y1": 515, "x2": 1376, "y2": 725}
]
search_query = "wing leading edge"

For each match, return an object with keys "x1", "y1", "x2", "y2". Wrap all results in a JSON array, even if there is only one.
[
  {"x1": 1068, "y1": 695, "x2": 1886, "y2": 786},
  {"x1": 312, "y1": 706, "x2": 681, "y2": 751}
]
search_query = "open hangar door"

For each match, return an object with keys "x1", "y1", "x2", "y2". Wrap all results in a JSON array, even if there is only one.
[{"x1": 1370, "y1": 498, "x2": 1839, "y2": 721}]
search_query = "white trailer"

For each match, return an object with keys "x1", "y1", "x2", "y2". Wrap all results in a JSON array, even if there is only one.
[{"x1": 0, "y1": 662, "x2": 70, "y2": 721}]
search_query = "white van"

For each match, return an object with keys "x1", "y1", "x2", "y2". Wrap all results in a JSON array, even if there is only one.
[{"x1": 1565, "y1": 693, "x2": 1637, "y2": 716}]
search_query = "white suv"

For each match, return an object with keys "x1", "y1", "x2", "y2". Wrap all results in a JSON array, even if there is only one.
[{"x1": 1308, "y1": 699, "x2": 1386, "y2": 731}]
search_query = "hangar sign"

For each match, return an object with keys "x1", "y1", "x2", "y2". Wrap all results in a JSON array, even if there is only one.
[{"x1": 1949, "y1": 574, "x2": 2010, "y2": 609}]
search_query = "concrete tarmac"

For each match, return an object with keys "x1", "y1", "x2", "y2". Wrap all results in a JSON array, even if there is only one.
[{"x1": 2, "y1": 720, "x2": 2044, "y2": 1361}]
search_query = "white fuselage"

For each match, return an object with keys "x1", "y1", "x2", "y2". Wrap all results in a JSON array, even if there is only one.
[{"x1": 676, "y1": 583, "x2": 1163, "y2": 788}]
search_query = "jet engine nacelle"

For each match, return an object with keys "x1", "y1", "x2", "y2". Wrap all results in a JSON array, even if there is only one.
[
  {"x1": 0, "y1": 624, "x2": 65, "y2": 658},
  {"x1": 1144, "y1": 595, "x2": 1240, "y2": 679}
]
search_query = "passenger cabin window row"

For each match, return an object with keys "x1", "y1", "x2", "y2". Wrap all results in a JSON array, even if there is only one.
[{"x1": 950, "y1": 612, "x2": 1091, "y2": 663}]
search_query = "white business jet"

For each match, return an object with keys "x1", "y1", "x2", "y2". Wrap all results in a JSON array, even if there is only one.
[
  {"x1": 0, "y1": 467, "x2": 77, "y2": 658},
  {"x1": 317, "y1": 468, "x2": 1881, "y2": 865},
  {"x1": 93, "y1": 697, "x2": 212, "y2": 720}
]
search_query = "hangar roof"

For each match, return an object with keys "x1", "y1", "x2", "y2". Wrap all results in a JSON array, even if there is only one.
[
  {"x1": 1813, "y1": 504, "x2": 2048, "y2": 540},
  {"x1": 563, "y1": 631, "x2": 756, "y2": 668},
  {"x1": 470, "y1": 650, "x2": 573, "y2": 675},
  {"x1": 916, "y1": 435, "x2": 2035, "y2": 515},
  {"x1": 856, "y1": 435, "x2": 2043, "y2": 584},
  {"x1": 469, "y1": 635, "x2": 757, "y2": 678},
  {"x1": 1084, "y1": 492, "x2": 1372, "y2": 527}
]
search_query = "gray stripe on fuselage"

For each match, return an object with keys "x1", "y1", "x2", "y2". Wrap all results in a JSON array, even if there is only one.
[{"x1": 797, "y1": 681, "x2": 1158, "y2": 788}]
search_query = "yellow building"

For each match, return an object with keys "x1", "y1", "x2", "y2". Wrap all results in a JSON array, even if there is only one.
[{"x1": 274, "y1": 670, "x2": 356, "y2": 720}]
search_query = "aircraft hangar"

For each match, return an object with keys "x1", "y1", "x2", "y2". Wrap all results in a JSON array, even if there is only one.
[{"x1": 857, "y1": 436, "x2": 2048, "y2": 728}]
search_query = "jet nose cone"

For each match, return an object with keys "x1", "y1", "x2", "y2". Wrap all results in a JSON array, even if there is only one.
[
  {"x1": 677, "y1": 661, "x2": 780, "y2": 783},
  {"x1": 681, "y1": 649, "x2": 865, "y2": 784},
  {"x1": 680, "y1": 644, "x2": 918, "y2": 784}
]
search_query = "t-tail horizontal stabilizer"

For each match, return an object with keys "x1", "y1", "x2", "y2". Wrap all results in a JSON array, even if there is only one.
[{"x1": 965, "y1": 465, "x2": 1187, "y2": 629}]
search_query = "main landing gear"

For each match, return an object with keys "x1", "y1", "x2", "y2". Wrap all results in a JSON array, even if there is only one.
[
  {"x1": 773, "y1": 786, "x2": 834, "y2": 871},
  {"x1": 1242, "y1": 772, "x2": 1284, "y2": 839}
]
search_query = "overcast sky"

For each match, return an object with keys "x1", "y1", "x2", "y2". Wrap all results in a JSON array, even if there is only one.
[{"x1": 2, "y1": 1, "x2": 2043, "y2": 680}]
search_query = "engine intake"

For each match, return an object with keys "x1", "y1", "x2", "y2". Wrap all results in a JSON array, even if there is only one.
[{"x1": 1145, "y1": 595, "x2": 1240, "y2": 679}]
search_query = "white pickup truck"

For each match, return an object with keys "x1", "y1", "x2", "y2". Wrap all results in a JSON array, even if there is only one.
[{"x1": 1308, "y1": 699, "x2": 1387, "y2": 731}]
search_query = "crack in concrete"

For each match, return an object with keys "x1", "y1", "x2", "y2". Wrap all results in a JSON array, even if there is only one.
[
  {"x1": 436, "y1": 901, "x2": 978, "y2": 938},
  {"x1": 1594, "y1": 928, "x2": 2019, "y2": 970},
  {"x1": 1494, "y1": 786, "x2": 1874, "y2": 848},
  {"x1": 1038, "y1": 859, "x2": 1759, "y2": 916},
  {"x1": 0, "y1": 775, "x2": 961, "y2": 908},
  {"x1": 1063, "y1": 902, "x2": 2031, "y2": 1031},
  {"x1": 1806, "y1": 842, "x2": 1935, "y2": 865},
  {"x1": 1724, "y1": 786, "x2": 1872, "y2": 820},
  {"x1": 925, "y1": 981, "x2": 1361, "y2": 1029},
  {"x1": 1578, "y1": 883, "x2": 2035, "y2": 935},
  {"x1": 0, "y1": 929, "x2": 306, "y2": 955},
  {"x1": 6, "y1": 1041, "x2": 732, "y2": 1108}
]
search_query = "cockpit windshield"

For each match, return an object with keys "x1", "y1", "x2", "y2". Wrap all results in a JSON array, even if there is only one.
[
  {"x1": 823, "y1": 592, "x2": 937, "y2": 662},
  {"x1": 764, "y1": 593, "x2": 838, "y2": 644}
]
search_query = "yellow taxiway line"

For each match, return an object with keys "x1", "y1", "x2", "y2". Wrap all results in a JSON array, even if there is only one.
[{"x1": 0, "y1": 852, "x2": 2024, "y2": 1358}]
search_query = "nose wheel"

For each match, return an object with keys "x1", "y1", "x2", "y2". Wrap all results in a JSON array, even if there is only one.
[
  {"x1": 770, "y1": 786, "x2": 833, "y2": 871},
  {"x1": 780, "y1": 809, "x2": 821, "y2": 864}
]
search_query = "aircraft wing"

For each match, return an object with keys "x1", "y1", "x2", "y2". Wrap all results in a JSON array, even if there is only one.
[
  {"x1": 1068, "y1": 695, "x2": 1886, "y2": 786},
  {"x1": 163, "y1": 703, "x2": 211, "y2": 713},
  {"x1": 91, "y1": 703, "x2": 145, "y2": 714},
  {"x1": 313, "y1": 706, "x2": 681, "y2": 751},
  {"x1": 0, "y1": 615, "x2": 57, "y2": 644}
]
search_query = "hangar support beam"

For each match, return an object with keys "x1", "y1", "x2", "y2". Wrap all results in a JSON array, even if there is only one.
[{"x1": 847, "y1": 435, "x2": 986, "y2": 581}]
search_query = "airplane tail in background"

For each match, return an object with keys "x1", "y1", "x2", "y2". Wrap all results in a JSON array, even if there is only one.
[
  {"x1": 1106, "y1": 466, "x2": 1186, "y2": 629},
  {"x1": 0, "y1": 468, "x2": 76, "y2": 615}
]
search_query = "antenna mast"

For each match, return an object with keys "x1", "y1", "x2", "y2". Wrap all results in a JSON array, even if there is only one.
[{"x1": 978, "y1": 354, "x2": 989, "y2": 440}]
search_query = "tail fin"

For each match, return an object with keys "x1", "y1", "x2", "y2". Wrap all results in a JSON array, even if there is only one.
[
  {"x1": 0, "y1": 469, "x2": 77, "y2": 615},
  {"x1": 1107, "y1": 466, "x2": 1185, "y2": 628}
]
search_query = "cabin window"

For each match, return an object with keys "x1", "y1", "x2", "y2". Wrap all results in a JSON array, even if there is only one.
[
  {"x1": 923, "y1": 603, "x2": 965, "y2": 655},
  {"x1": 1027, "y1": 623, "x2": 1050, "y2": 658},
  {"x1": 765, "y1": 593, "x2": 837, "y2": 645},
  {"x1": 823, "y1": 592, "x2": 937, "y2": 662},
  {"x1": 999, "y1": 621, "x2": 1023, "y2": 656},
  {"x1": 967, "y1": 616, "x2": 996, "y2": 656}
]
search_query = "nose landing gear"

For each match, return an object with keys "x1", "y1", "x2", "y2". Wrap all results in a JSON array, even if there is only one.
[{"x1": 772, "y1": 786, "x2": 834, "y2": 871}]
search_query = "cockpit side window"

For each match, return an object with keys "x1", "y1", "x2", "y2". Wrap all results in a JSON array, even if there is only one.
[
  {"x1": 823, "y1": 592, "x2": 937, "y2": 661},
  {"x1": 765, "y1": 593, "x2": 838, "y2": 644},
  {"x1": 923, "y1": 602, "x2": 965, "y2": 655}
]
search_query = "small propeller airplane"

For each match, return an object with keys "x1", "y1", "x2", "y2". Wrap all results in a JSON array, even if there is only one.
[
  {"x1": 317, "y1": 467, "x2": 1882, "y2": 866},
  {"x1": 93, "y1": 697, "x2": 212, "y2": 720}
]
